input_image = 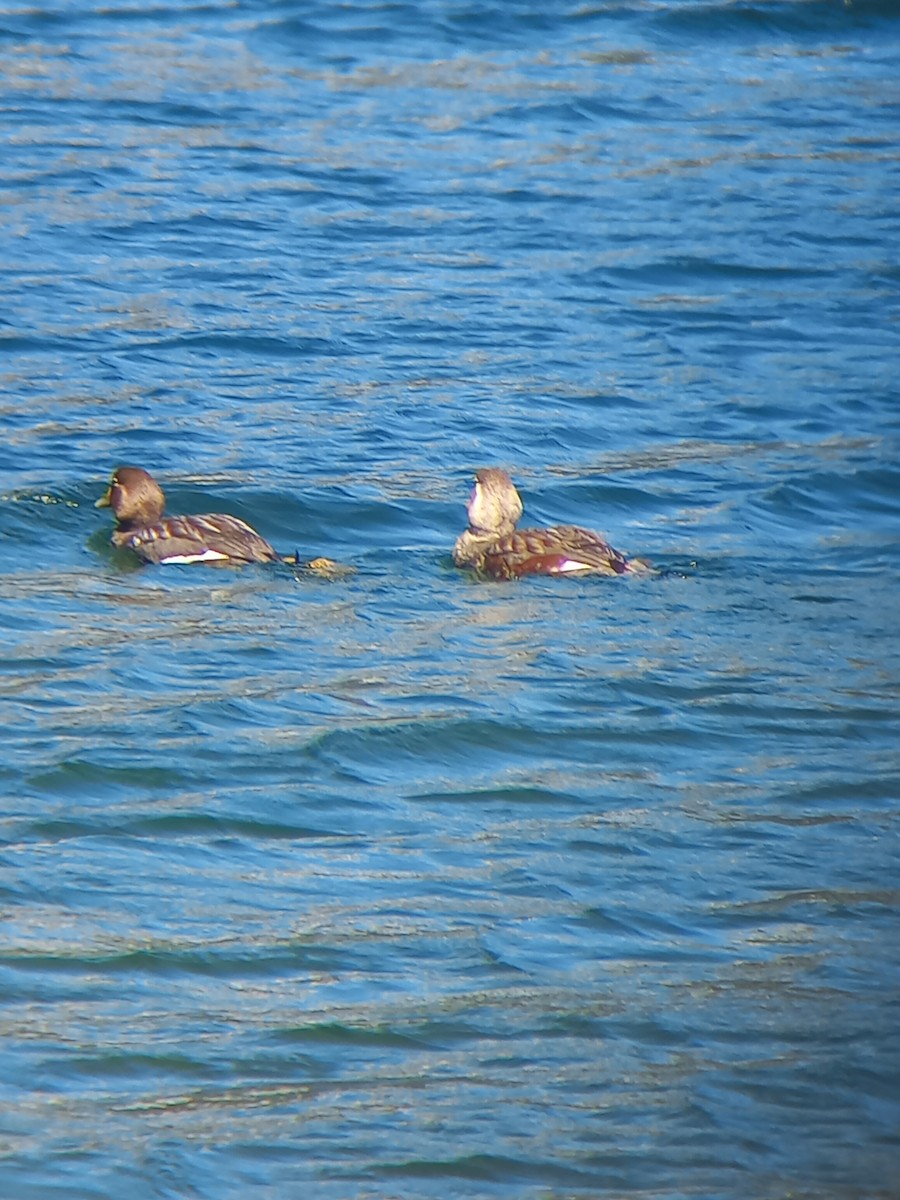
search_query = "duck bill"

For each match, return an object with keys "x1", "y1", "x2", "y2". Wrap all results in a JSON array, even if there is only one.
[{"x1": 94, "y1": 488, "x2": 111, "y2": 509}]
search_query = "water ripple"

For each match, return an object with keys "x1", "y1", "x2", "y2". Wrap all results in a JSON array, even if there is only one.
[{"x1": 1, "y1": 0, "x2": 899, "y2": 1196}]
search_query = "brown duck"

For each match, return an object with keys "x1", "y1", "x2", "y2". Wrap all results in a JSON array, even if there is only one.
[
  {"x1": 453, "y1": 467, "x2": 646, "y2": 580},
  {"x1": 95, "y1": 466, "x2": 279, "y2": 565}
]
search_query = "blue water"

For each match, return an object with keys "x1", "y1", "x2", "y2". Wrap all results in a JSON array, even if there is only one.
[{"x1": 2, "y1": 1, "x2": 899, "y2": 1196}]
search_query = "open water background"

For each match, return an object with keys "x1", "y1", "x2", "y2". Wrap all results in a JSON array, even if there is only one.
[{"x1": 1, "y1": 1, "x2": 899, "y2": 1197}]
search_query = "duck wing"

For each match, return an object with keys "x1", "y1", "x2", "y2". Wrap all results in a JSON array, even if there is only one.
[
  {"x1": 116, "y1": 513, "x2": 278, "y2": 565},
  {"x1": 480, "y1": 524, "x2": 632, "y2": 580}
]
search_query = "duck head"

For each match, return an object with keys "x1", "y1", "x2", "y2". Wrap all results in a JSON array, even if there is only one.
[
  {"x1": 96, "y1": 466, "x2": 166, "y2": 528},
  {"x1": 467, "y1": 468, "x2": 524, "y2": 538}
]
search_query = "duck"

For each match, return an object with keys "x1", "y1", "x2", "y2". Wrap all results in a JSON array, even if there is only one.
[
  {"x1": 95, "y1": 466, "x2": 279, "y2": 565},
  {"x1": 453, "y1": 467, "x2": 646, "y2": 580}
]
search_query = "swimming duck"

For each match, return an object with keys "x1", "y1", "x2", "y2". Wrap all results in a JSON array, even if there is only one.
[
  {"x1": 95, "y1": 466, "x2": 279, "y2": 565},
  {"x1": 453, "y1": 467, "x2": 645, "y2": 580}
]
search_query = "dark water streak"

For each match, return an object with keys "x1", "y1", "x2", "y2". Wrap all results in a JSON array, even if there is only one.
[{"x1": 1, "y1": 1, "x2": 900, "y2": 1197}]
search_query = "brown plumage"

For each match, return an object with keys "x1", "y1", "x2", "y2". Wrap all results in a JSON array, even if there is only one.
[
  {"x1": 453, "y1": 467, "x2": 646, "y2": 581},
  {"x1": 95, "y1": 466, "x2": 278, "y2": 565}
]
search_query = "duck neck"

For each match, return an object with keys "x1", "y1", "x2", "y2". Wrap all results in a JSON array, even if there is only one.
[
  {"x1": 454, "y1": 524, "x2": 511, "y2": 567},
  {"x1": 114, "y1": 514, "x2": 153, "y2": 534},
  {"x1": 470, "y1": 518, "x2": 515, "y2": 540}
]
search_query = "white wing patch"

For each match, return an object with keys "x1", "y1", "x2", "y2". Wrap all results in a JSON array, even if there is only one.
[
  {"x1": 552, "y1": 558, "x2": 594, "y2": 573},
  {"x1": 158, "y1": 549, "x2": 230, "y2": 565}
]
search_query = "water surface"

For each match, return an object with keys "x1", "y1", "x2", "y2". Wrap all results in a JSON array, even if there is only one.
[{"x1": 1, "y1": 1, "x2": 899, "y2": 1197}]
